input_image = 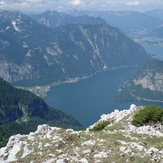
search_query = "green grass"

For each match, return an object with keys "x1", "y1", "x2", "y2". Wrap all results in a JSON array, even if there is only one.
[
  {"x1": 90, "y1": 120, "x2": 110, "y2": 131},
  {"x1": 132, "y1": 105, "x2": 163, "y2": 126}
]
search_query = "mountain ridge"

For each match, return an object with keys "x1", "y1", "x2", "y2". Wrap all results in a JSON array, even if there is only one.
[
  {"x1": 30, "y1": 10, "x2": 108, "y2": 28},
  {"x1": 0, "y1": 10, "x2": 150, "y2": 89},
  {"x1": 64, "y1": 10, "x2": 163, "y2": 36}
]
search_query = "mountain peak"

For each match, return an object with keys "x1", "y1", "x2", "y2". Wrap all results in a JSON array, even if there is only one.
[{"x1": 0, "y1": 10, "x2": 24, "y2": 21}]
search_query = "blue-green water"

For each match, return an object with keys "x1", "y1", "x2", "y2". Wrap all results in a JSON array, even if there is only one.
[{"x1": 44, "y1": 66, "x2": 163, "y2": 127}]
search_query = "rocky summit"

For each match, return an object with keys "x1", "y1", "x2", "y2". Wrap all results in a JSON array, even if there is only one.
[{"x1": 0, "y1": 104, "x2": 163, "y2": 163}]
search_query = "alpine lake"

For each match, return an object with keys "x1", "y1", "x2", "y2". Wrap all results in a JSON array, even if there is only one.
[{"x1": 44, "y1": 44, "x2": 163, "y2": 127}]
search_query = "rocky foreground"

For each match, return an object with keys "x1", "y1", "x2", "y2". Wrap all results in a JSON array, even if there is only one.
[{"x1": 0, "y1": 104, "x2": 163, "y2": 163}]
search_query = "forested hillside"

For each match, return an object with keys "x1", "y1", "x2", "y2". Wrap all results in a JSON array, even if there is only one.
[{"x1": 0, "y1": 78, "x2": 82, "y2": 147}]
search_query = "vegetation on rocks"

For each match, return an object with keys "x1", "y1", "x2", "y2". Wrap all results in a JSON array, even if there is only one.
[
  {"x1": 0, "y1": 104, "x2": 163, "y2": 163},
  {"x1": 132, "y1": 105, "x2": 163, "y2": 126},
  {"x1": 90, "y1": 120, "x2": 110, "y2": 131}
]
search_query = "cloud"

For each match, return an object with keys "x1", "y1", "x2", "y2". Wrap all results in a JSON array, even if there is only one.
[
  {"x1": 68, "y1": 0, "x2": 84, "y2": 6},
  {"x1": 15, "y1": 2, "x2": 30, "y2": 7},
  {"x1": 126, "y1": 1, "x2": 140, "y2": 6},
  {"x1": 58, "y1": 6, "x2": 63, "y2": 9},
  {"x1": 26, "y1": 0, "x2": 42, "y2": 2},
  {"x1": 0, "y1": 1, "x2": 5, "y2": 5},
  {"x1": 25, "y1": 0, "x2": 44, "y2": 2}
]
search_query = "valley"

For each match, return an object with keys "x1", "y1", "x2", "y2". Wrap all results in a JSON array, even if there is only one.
[
  {"x1": 0, "y1": 9, "x2": 163, "y2": 128},
  {"x1": 44, "y1": 66, "x2": 163, "y2": 127},
  {"x1": 0, "y1": 3, "x2": 163, "y2": 162}
]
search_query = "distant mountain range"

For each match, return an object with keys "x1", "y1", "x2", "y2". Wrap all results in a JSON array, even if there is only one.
[
  {"x1": 145, "y1": 9, "x2": 163, "y2": 20},
  {"x1": 63, "y1": 10, "x2": 163, "y2": 37},
  {"x1": 0, "y1": 10, "x2": 150, "y2": 88},
  {"x1": 145, "y1": 9, "x2": 163, "y2": 39},
  {"x1": 151, "y1": 26, "x2": 163, "y2": 38},
  {"x1": 30, "y1": 10, "x2": 108, "y2": 28},
  {"x1": 115, "y1": 59, "x2": 163, "y2": 102}
]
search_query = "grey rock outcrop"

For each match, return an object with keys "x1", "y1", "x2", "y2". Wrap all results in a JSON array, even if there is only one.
[{"x1": 0, "y1": 104, "x2": 162, "y2": 163}]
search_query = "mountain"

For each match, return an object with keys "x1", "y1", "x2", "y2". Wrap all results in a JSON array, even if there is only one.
[
  {"x1": 64, "y1": 10, "x2": 163, "y2": 36},
  {"x1": 146, "y1": 9, "x2": 163, "y2": 20},
  {"x1": 0, "y1": 10, "x2": 150, "y2": 88},
  {"x1": 0, "y1": 104, "x2": 163, "y2": 162},
  {"x1": 115, "y1": 59, "x2": 163, "y2": 102},
  {"x1": 144, "y1": 13, "x2": 163, "y2": 43},
  {"x1": 30, "y1": 10, "x2": 108, "y2": 28},
  {"x1": 151, "y1": 25, "x2": 163, "y2": 38},
  {"x1": 0, "y1": 77, "x2": 82, "y2": 147}
]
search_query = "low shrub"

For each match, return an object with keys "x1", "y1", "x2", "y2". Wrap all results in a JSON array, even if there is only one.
[
  {"x1": 132, "y1": 105, "x2": 163, "y2": 127},
  {"x1": 90, "y1": 120, "x2": 110, "y2": 131}
]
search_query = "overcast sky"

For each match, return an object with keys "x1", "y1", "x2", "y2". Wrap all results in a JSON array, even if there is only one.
[{"x1": 0, "y1": 0, "x2": 163, "y2": 13}]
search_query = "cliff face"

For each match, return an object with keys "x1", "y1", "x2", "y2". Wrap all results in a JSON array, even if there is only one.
[
  {"x1": 115, "y1": 59, "x2": 163, "y2": 102},
  {"x1": 0, "y1": 77, "x2": 48, "y2": 123},
  {"x1": 133, "y1": 59, "x2": 163, "y2": 92},
  {"x1": 0, "y1": 10, "x2": 150, "y2": 87},
  {"x1": 0, "y1": 104, "x2": 162, "y2": 163}
]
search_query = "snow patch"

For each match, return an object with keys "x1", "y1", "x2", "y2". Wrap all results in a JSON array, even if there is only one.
[
  {"x1": 12, "y1": 21, "x2": 21, "y2": 32},
  {"x1": 5, "y1": 26, "x2": 10, "y2": 30},
  {"x1": 73, "y1": 55, "x2": 79, "y2": 61}
]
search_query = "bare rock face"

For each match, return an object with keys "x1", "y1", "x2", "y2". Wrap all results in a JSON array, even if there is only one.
[
  {"x1": 133, "y1": 72, "x2": 163, "y2": 92},
  {"x1": 0, "y1": 104, "x2": 163, "y2": 163},
  {"x1": 115, "y1": 59, "x2": 163, "y2": 103}
]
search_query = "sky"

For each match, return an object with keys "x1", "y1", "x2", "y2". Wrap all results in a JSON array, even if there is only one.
[{"x1": 0, "y1": 0, "x2": 163, "y2": 13}]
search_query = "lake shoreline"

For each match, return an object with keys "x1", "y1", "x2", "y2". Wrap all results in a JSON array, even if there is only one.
[
  {"x1": 44, "y1": 65, "x2": 160, "y2": 127},
  {"x1": 24, "y1": 65, "x2": 138, "y2": 98}
]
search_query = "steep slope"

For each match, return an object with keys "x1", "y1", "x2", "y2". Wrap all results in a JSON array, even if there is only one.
[
  {"x1": 0, "y1": 77, "x2": 82, "y2": 137},
  {"x1": 0, "y1": 104, "x2": 162, "y2": 162},
  {"x1": 115, "y1": 59, "x2": 163, "y2": 102},
  {"x1": 0, "y1": 10, "x2": 150, "y2": 88},
  {"x1": 0, "y1": 10, "x2": 53, "y2": 86},
  {"x1": 31, "y1": 10, "x2": 108, "y2": 28}
]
